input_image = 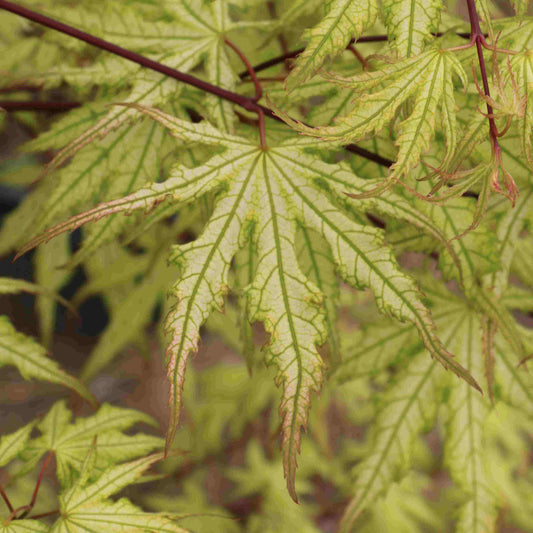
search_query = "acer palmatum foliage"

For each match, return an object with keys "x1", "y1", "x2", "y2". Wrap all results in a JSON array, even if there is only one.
[{"x1": 0, "y1": 1, "x2": 531, "y2": 532}]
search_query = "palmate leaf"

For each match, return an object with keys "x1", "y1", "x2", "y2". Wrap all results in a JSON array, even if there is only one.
[
  {"x1": 285, "y1": 0, "x2": 378, "y2": 90},
  {"x1": 51, "y1": 447, "x2": 187, "y2": 533},
  {"x1": 0, "y1": 315, "x2": 94, "y2": 406},
  {"x1": 21, "y1": 401, "x2": 163, "y2": 488},
  {"x1": 276, "y1": 48, "x2": 467, "y2": 181},
  {"x1": 382, "y1": 0, "x2": 443, "y2": 57},
  {"x1": 0, "y1": 521, "x2": 49, "y2": 533},
  {"x1": 19, "y1": 106, "x2": 480, "y2": 501},
  {"x1": 510, "y1": 50, "x2": 533, "y2": 163},
  {"x1": 0, "y1": 421, "x2": 35, "y2": 468},
  {"x1": 0, "y1": 0, "x2": 269, "y2": 261},
  {"x1": 337, "y1": 278, "x2": 533, "y2": 532}
]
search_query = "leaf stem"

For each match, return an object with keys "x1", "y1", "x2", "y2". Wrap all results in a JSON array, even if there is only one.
[
  {"x1": 0, "y1": 485, "x2": 14, "y2": 513},
  {"x1": 224, "y1": 38, "x2": 262, "y2": 102},
  {"x1": 16, "y1": 451, "x2": 53, "y2": 520},
  {"x1": 29, "y1": 508, "x2": 60, "y2": 520},
  {"x1": 347, "y1": 44, "x2": 369, "y2": 70},
  {"x1": 224, "y1": 38, "x2": 266, "y2": 148}
]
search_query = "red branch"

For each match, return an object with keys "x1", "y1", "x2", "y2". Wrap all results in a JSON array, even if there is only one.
[
  {"x1": 0, "y1": 0, "x2": 266, "y2": 115},
  {"x1": 0, "y1": 0, "x2": 392, "y2": 167},
  {"x1": 464, "y1": 0, "x2": 518, "y2": 203}
]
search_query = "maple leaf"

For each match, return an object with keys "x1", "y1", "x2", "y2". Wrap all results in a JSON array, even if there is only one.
[
  {"x1": 0, "y1": 0, "x2": 268, "y2": 261},
  {"x1": 336, "y1": 277, "x2": 532, "y2": 532},
  {"x1": 284, "y1": 0, "x2": 378, "y2": 90},
  {"x1": 0, "y1": 315, "x2": 93, "y2": 406},
  {"x1": 20, "y1": 401, "x2": 163, "y2": 488},
  {"x1": 50, "y1": 445, "x2": 187, "y2": 533},
  {"x1": 0, "y1": 520, "x2": 49, "y2": 533},
  {"x1": 18, "y1": 105, "x2": 480, "y2": 501},
  {"x1": 382, "y1": 0, "x2": 444, "y2": 57},
  {"x1": 1, "y1": 0, "x2": 531, "y2": 526},
  {"x1": 274, "y1": 48, "x2": 467, "y2": 182}
]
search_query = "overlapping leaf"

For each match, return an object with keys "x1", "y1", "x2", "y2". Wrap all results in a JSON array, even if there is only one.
[
  {"x1": 21, "y1": 401, "x2": 163, "y2": 487},
  {"x1": 18, "y1": 105, "x2": 481, "y2": 501},
  {"x1": 381, "y1": 0, "x2": 443, "y2": 57},
  {"x1": 285, "y1": 0, "x2": 378, "y2": 90},
  {"x1": 0, "y1": 315, "x2": 93, "y2": 405},
  {"x1": 51, "y1": 446, "x2": 187, "y2": 533},
  {"x1": 276, "y1": 48, "x2": 467, "y2": 181},
  {"x1": 336, "y1": 277, "x2": 533, "y2": 532},
  {"x1": 0, "y1": 0, "x2": 270, "y2": 261}
]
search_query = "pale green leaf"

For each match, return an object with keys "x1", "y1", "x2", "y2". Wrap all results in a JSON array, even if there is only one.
[
  {"x1": 381, "y1": 0, "x2": 443, "y2": 57},
  {"x1": 0, "y1": 521, "x2": 49, "y2": 533},
  {"x1": 0, "y1": 421, "x2": 35, "y2": 468},
  {"x1": 0, "y1": 316, "x2": 93, "y2": 405},
  {"x1": 444, "y1": 313, "x2": 498, "y2": 533},
  {"x1": 17, "y1": 106, "x2": 480, "y2": 502},
  {"x1": 339, "y1": 296, "x2": 464, "y2": 531},
  {"x1": 483, "y1": 187, "x2": 533, "y2": 296},
  {"x1": 52, "y1": 450, "x2": 188, "y2": 533},
  {"x1": 275, "y1": 49, "x2": 467, "y2": 181},
  {"x1": 24, "y1": 402, "x2": 162, "y2": 487},
  {"x1": 285, "y1": 0, "x2": 378, "y2": 90}
]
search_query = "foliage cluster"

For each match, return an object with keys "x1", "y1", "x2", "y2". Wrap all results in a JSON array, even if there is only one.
[{"x1": 0, "y1": 0, "x2": 532, "y2": 531}]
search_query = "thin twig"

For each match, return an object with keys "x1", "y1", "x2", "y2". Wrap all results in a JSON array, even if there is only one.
[
  {"x1": 224, "y1": 38, "x2": 266, "y2": 148},
  {"x1": 29, "y1": 508, "x2": 60, "y2": 520},
  {"x1": 0, "y1": 485, "x2": 14, "y2": 513},
  {"x1": 347, "y1": 44, "x2": 369, "y2": 70},
  {"x1": 239, "y1": 32, "x2": 472, "y2": 78},
  {"x1": 224, "y1": 38, "x2": 262, "y2": 102},
  {"x1": 16, "y1": 451, "x2": 53, "y2": 520}
]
